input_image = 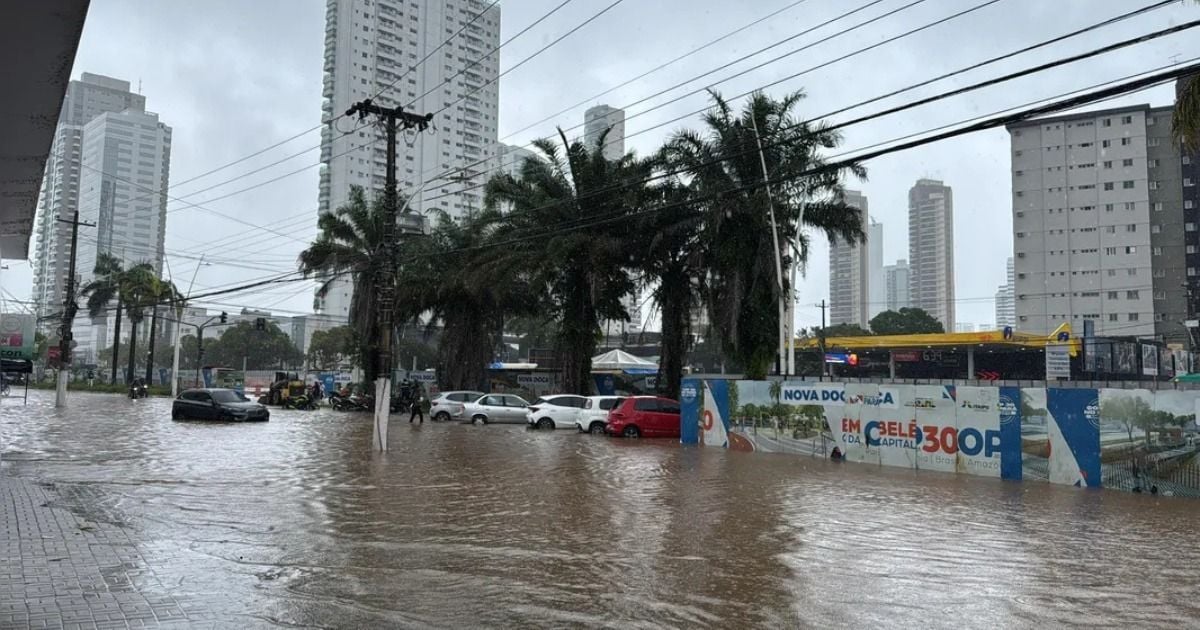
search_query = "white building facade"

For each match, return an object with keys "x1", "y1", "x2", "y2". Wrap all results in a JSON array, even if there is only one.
[
  {"x1": 866, "y1": 221, "x2": 884, "y2": 321},
  {"x1": 994, "y1": 256, "x2": 1015, "y2": 330},
  {"x1": 908, "y1": 179, "x2": 955, "y2": 330},
  {"x1": 1008, "y1": 106, "x2": 1160, "y2": 336},
  {"x1": 317, "y1": 0, "x2": 502, "y2": 317},
  {"x1": 884, "y1": 259, "x2": 911, "y2": 312},
  {"x1": 584, "y1": 104, "x2": 625, "y2": 161},
  {"x1": 828, "y1": 190, "x2": 870, "y2": 328}
]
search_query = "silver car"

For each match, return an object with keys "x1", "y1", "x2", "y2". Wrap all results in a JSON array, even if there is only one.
[
  {"x1": 461, "y1": 393, "x2": 529, "y2": 425},
  {"x1": 431, "y1": 390, "x2": 485, "y2": 422}
]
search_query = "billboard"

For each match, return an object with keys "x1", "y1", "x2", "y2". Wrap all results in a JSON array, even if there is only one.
[{"x1": 0, "y1": 313, "x2": 35, "y2": 361}]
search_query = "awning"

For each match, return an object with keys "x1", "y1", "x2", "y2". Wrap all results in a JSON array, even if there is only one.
[{"x1": 592, "y1": 349, "x2": 657, "y2": 371}]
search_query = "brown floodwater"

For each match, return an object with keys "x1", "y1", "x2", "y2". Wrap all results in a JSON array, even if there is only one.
[{"x1": 2, "y1": 390, "x2": 1198, "y2": 628}]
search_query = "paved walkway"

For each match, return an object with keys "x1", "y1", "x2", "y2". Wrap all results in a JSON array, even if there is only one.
[{"x1": 0, "y1": 472, "x2": 201, "y2": 630}]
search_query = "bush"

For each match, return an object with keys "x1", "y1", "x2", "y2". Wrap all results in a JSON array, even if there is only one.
[{"x1": 28, "y1": 380, "x2": 173, "y2": 397}]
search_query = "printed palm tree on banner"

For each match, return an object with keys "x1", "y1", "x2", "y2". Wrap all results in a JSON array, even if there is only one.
[{"x1": 660, "y1": 90, "x2": 866, "y2": 379}]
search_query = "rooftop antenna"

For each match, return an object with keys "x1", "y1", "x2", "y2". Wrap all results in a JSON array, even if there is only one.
[{"x1": 137, "y1": 77, "x2": 142, "y2": 93}]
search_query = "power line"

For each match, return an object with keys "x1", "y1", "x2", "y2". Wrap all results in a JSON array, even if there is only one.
[
  {"x1": 425, "y1": 0, "x2": 1185, "y2": 206},
  {"x1": 405, "y1": 0, "x2": 577, "y2": 108}
]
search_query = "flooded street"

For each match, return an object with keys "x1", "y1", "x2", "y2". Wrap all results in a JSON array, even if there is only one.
[{"x1": 2, "y1": 390, "x2": 1199, "y2": 628}]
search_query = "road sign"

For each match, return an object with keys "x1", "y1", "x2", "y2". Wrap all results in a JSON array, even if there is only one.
[{"x1": 1046, "y1": 344, "x2": 1071, "y2": 380}]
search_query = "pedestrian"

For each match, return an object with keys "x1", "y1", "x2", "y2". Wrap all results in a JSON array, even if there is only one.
[
  {"x1": 311, "y1": 379, "x2": 323, "y2": 401},
  {"x1": 409, "y1": 386, "x2": 428, "y2": 424}
]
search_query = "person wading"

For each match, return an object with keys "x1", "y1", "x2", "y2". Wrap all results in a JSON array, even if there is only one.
[{"x1": 409, "y1": 385, "x2": 429, "y2": 424}]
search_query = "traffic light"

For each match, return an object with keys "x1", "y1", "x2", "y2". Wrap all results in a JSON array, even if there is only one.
[
  {"x1": 219, "y1": 311, "x2": 227, "y2": 324},
  {"x1": 255, "y1": 317, "x2": 266, "y2": 331}
]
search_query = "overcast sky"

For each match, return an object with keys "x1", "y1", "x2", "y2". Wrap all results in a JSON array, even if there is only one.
[{"x1": 7, "y1": 0, "x2": 1195, "y2": 331}]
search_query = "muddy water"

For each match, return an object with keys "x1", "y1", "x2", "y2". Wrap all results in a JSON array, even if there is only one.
[{"x1": 2, "y1": 390, "x2": 1198, "y2": 628}]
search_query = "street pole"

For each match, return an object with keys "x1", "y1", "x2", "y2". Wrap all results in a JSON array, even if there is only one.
[
  {"x1": 170, "y1": 256, "x2": 205, "y2": 397},
  {"x1": 344, "y1": 98, "x2": 433, "y2": 452},
  {"x1": 749, "y1": 115, "x2": 786, "y2": 377},
  {"x1": 819, "y1": 299, "x2": 828, "y2": 381},
  {"x1": 195, "y1": 326, "x2": 204, "y2": 388},
  {"x1": 54, "y1": 210, "x2": 95, "y2": 407}
]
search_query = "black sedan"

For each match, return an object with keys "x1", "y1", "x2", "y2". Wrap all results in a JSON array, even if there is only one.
[{"x1": 172, "y1": 388, "x2": 270, "y2": 422}]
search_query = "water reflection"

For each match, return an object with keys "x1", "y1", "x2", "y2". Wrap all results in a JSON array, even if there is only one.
[{"x1": 2, "y1": 391, "x2": 1198, "y2": 627}]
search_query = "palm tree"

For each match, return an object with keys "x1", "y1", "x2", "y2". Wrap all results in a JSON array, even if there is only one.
[
  {"x1": 484, "y1": 129, "x2": 655, "y2": 394},
  {"x1": 298, "y1": 186, "x2": 400, "y2": 382},
  {"x1": 395, "y1": 210, "x2": 540, "y2": 391},
  {"x1": 81, "y1": 254, "x2": 126, "y2": 383},
  {"x1": 661, "y1": 90, "x2": 866, "y2": 379},
  {"x1": 143, "y1": 276, "x2": 181, "y2": 383},
  {"x1": 1175, "y1": 73, "x2": 1199, "y2": 151},
  {"x1": 117, "y1": 263, "x2": 156, "y2": 384}
]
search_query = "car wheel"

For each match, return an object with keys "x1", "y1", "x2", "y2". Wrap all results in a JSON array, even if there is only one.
[
  {"x1": 589, "y1": 422, "x2": 606, "y2": 435},
  {"x1": 171, "y1": 408, "x2": 181, "y2": 421},
  {"x1": 434, "y1": 411, "x2": 450, "y2": 422},
  {"x1": 536, "y1": 418, "x2": 554, "y2": 430},
  {"x1": 622, "y1": 425, "x2": 640, "y2": 438},
  {"x1": 472, "y1": 415, "x2": 487, "y2": 425}
]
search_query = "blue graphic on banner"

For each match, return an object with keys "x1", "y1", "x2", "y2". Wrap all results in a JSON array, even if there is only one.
[
  {"x1": 593, "y1": 373, "x2": 616, "y2": 396},
  {"x1": 998, "y1": 386, "x2": 1023, "y2": 481},
  {"x1": 158, "y1": 368, "x2": 169, "y2": 387},
  {"x1": 1046, "y1": 388, "x2": 1102, "y2": 487},
  {"x1": 708, "y1": 379, "x2": 730, "y2": 430},
  {"x1": 680, "y1": 378, "x2": 701, "y2": 444},
  {"x1": 201, "y1": 367, "x2": 214, "y2": 388}
]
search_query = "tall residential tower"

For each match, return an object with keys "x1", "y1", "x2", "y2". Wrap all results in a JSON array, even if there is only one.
[
  {"x1": 828, "y1": 190, "x2": 870, "y2": 328},
  {"x1": 316, "y1": 0, "x2": 502, "y2": 317},
  {"x1": 908, "y1": 179, "x2": 955, "y2": 329}
]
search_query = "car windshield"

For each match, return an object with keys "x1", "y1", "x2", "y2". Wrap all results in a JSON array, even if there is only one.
[
  {"x1": 599, "y1": 398, "x2": 619, "y2": 410},
  {"x1": 210, "y1": 390, "x2": 243, "y2": 403}
]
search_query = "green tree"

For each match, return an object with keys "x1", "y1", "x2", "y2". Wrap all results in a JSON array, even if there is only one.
[
  {"x1": 869, "y1": 308, "x2": 945, "y2": 335},
  {"x1": 307, "y1": 325, "x2": 356, "y2": 371},
  {"x1": 1174, "y1": 67, "x2": 1199, "y2": 150},
  {"x1": 484, "y1": 129, "x2": 653, "y2": 394},
  {"x1": 1101, "y1": 396, "x2": 1154, "y2": 445},
  {"x1": 727, "y1": 380, "x2": 740, "y2": 423},
  {"x1": 202, "y1": 321, "x2": 302, "y2": 371},
  {"x1": 396, "y1": 210, "x2": 539, "y2": 391},
  {"x1": 298, "y1": 186, "x2": 402, "y2": 382},
  {"x1": 80, "y1": 253, "x2": 155, "y2": 383},
  {"x1": 819, "y1": 323, "x2": 872, "y2": 337},
  {"x1": 34, "y1": 332, "x2": 48, "y2": 361},
  {"x1": 662, "y1": 90, "x2": 865, "y2": 379},
  {"x1": 141, "y1": 276, "x2": 180, "y2": 383}
]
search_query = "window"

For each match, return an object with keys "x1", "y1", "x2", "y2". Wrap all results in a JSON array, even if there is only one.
[
  {"x1": 1104, "y1": 182, "x2": 1115, "y2": 191},
  {"x1": 1016, "y1": 191, "x2": 1024, "y2": 198},
  {"x1": 1152, "y1": 224, "x2": 1162, "y2": 234},
  {"x1": 1189, "y1": 245, "x2": 1198, "y2": 254},
  {"x1": 1123, "y1": 181, "x2": 1136, "y2": 189},
  {"x1": 1154, "y1": 269, "x2": 1166, "y2": 278},
  {"x1": 1104, "y1": 246, "x2": 1117, "y2": 255},
  {"x1": 1123, "y1": 158, "x2": 1134, "y2": 167},
  {"x1": 1148, "y1": 116, "x2": 1156, "y2": 126},
  {"x1": 1122, "y1": 115, "x2": 1133, "y2": 124},
  {"x1": 1103, "y1": 161, "x2": 1113, "y2": 169},
  {"x1": 1185, "y1": 155, "x2": 1192, "y2": 165},
  {"x1": 1102, "y1": 139, "x2": 1112, "y2": 148},
  {"x1": 1187, "y1": 201, "x2": 1195, "y2": 210},
  {"x1": 1154, "y1": 246, "x2": 1163, "y2": 255},
  {"x1": 1105, "y1": 203, "x2": 1114, "y2": 212},
  {"x1": 1124, "y1": 202, "x2": 1135, "y2": 211},
  {"x1": 1149, "y1": 159, "x2": 1159, "y2": 168},
  {"x1": 1106, "y1": 226, "x2": 1116, "y2": 234},
  {"x1": 1128, "y1": 313, "x2": 1139, "y2": 322},
  {"x1": 1126, "y1": 224, "x2": 1137, "y2": 232},
  {"x1": 1150, "y1": 181, "x2": 1160, "y2": 190},
  {"x1": 1108, "y1": 291, "x2": 1119, "y2": 300},
  {"x1": 1149, "y1": 138, "x2": 1161, "y2": 147},
  {"x1": 1127, "y1": 290, "x2": 1140, "y2": 300},
  {"x1": 1126, "y1": 246, "x2": 1137, "y2": 254},
  {"x1": 1108, "y1": 269, "x2": 1118, "y2": 277},
  {"x1": 1154, "y1": 202, "x2": 1163, "y2": 212},
  {"x1": 1188, "y1": 222, "x2": 1197, "y2": 232},
  {"x1": 1121, "y1": 138, "x2": 1132, "y2": 146},
  {"x1": 1109, "y1": 313, "x2": 1119, "y2": 321},
  {"x1": 634, "y1": 398, "x2": 660, "y2": 412},
  {"x1": 1187, "y1": 178, "x2": 1195, "y2": 187},
  {"x1": 1103, "y1": 118, "x2": 1112, "y2": 127},
  {"x1": 1129, "y1": 268, "x2": 1137, "y2": 276},
  {"x1": 1192, "y1": 268, "x2": 1200, "y2": 277}
]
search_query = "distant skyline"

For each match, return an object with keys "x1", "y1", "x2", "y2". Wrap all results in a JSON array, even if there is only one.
[{"x1": 2, "y1": 0, "x2": 1189, "y2": 331}]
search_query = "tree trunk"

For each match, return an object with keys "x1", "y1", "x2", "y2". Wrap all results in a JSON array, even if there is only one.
[
  {"x1": 126, "y1": 315, "x2": 139, "y2": 385},
  {"x1": 110, "y1": 296, "x2": 123, "y2": 384},
  {"x1": 656, "y1": 266, "x2": 691, "y2": 401},
  {"x1": 144, "y1": 306, "x2": 158, "y2": 384},
  {"x1": 560, "y1": 272, "x2": 596, "y2": 396}
]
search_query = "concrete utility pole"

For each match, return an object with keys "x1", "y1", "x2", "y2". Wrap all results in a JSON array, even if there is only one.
[
  {"x1": 749, "y1": 114, "x2": 786, "y2": 377},
  {"x1": 54, "y1": 210, "x2": 95, "y2": 408},
  {"x1": 344, "y1": 98, "x2": 433, "y2": 452}
]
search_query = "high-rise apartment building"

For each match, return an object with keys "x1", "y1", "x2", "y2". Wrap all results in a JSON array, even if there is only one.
[
  {"x1": 316, "y1": 0, "x2": 502, "y2": 317},
  {"x1": 31, "y1": 73, "x2": 147, "y2": 326},
  {"x1": 994, "y1": 256, "x2": 1015, "y2": 329},
  {"x1": 1182, "y1": 78, "x2": 1200, "y2": 330},
  {"x1": 1007, "y1": 105, "x2": 1183, "y2": 337},
  {"x1": 584, "y1": 105, "x2": 625, "y2": 161},
  {"x1": 584, "y1": 105, "x2": 640, "y2": 334},
  {"x1": 828, "y1": 190, "x2": 870, "y2": 327},
  {"x1": 954, "y1": 322, "x2": 976, "y2": 333},
  {"x1": 884, "y1": 259, "x2": 911, "y2": 312},
  {"x1": 908, "y1": 179, "x2": 955, "y2": 329},
  {"x1": 866, "y1": 221, "x2": 884, "y2": 320}
]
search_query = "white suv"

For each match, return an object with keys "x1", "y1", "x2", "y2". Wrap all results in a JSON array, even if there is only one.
[
  {"x1": 576, "y1": 396, "x2": 622, "y2": 434},
  {"x1": 525, "y1": 395, "x2": 587, "y2": 430}
]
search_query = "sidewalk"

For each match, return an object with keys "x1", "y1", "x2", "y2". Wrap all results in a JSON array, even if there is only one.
[{"x1": 0, "y1": 471, "x2": 196, "y2": 629}]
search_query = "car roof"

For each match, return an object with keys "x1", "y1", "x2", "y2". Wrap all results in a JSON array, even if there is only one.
[
  {"x1": 438, "y1": 390, "x2": 483, "y2": 396},
  {"x1": 182, "y1": 388, "x2": 234, "y2": 393}
]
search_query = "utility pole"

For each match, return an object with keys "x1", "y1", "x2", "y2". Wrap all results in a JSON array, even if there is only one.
[
  {"x1": 345, "y1": 98, "x2": 433, "y2": 452},
  {"x1": 749, "y1": 115, "x2": 786, "y2": 377},
  {"x1": 818, "y1": 299, "x2": 828, "y2": 381},
  {"x1": 54, "y1": 210, "x2": 95, "y2": 408}
]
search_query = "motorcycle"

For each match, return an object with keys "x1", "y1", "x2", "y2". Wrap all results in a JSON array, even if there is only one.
[
  {"x1": 128, "y1": 382, "x2": 148, "y2": 399},
  {"x1": 283, "y1": 393, "x2": 316, "y2": 410}
]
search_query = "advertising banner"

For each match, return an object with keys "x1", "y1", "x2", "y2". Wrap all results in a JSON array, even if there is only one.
[
  {"x1": 680, "y1": 379, "x2": 700, "y2": 444},
  {"x1": 998, "y1": 386, "x2": 1023, "y2": 480},
  {"x1": 1141, "y1": 344, "x2": 1159, "y2": 377},
  {"x1": 954, "y1": 386, "x2": 1003, "y2": 477},
  {"x1": 700, "y1": 381, "x2": 728, "y2": 448},
  {"x1": 0, "y1": 313, "x2": 35, "y2": 361},
  {"x1": 1045, "y1": 344, "x2": 1071, "y2": 380},
  {"x1": 1114, "y1": 342, "x2": 1137, "y2": 374},
  {"x1": 1045, "y1": 388, "x2": 1101, "y2": 487},
  {"x1": 908, "y1": 385, "x2": 952, "y2": 473}
]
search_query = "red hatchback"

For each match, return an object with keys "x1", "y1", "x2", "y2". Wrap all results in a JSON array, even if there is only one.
[{"x1": 606, "y1": 396, "x2": 681, "y2": 438}]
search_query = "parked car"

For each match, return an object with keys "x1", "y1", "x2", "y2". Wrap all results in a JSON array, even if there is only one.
[
  {"x1": 525, "y1": 394, "x2": 588, "y2": 430},
  {"x1": 430, "y1": 390, "x2": 485, "y2": 422},
  {"x1": 461, "y1": 393, "x2": 529, "y2": 425},
  {"x1": 605, "y1": 396, "x2": 680, "y2": 438},
  {"x1": 172, "y1": 388, "x2": 270, "y2": 422},
  {"x1": 576, "y1": 396, "x2": 623, "y2": 434}
]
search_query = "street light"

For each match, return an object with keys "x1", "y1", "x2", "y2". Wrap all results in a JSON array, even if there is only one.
[{"x1": 165, "y1": 256, "x2": 210, "y2": 397}]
